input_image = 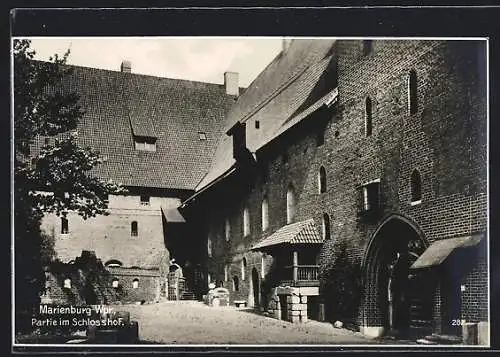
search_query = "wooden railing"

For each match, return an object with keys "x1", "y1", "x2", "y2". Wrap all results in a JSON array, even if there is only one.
[{"x1": 283, "y1": 265, "x2": 319, "y2": 281}]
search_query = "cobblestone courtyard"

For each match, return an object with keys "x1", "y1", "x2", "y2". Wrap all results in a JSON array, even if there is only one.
[{"x1": 121, "y1": 301, "x2": 397, "y2": 345}]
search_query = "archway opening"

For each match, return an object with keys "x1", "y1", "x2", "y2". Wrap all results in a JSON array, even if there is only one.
[
  {"x1": 251, "y1": 268, "x2": 260, "y2": 309},
  {"x1": 364, "y1": 217, "x2": 432, "y2": 339}
]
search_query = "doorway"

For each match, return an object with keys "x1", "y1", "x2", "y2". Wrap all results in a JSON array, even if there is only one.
[{"x1": 251, "y1": 268, "x2": 260, "y2": 308}]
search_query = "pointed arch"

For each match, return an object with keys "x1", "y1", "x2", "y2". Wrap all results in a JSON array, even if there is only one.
[
  {"x1": 318, "y1": 166, "x2": 327, "y2": 193},
  {"x1": 410, "y1": 169, "x2": 422, "y2": 203},
  {"x1": 408, "y1": 69, "x2": 418, "y2": 115},
  {"x1": 322, "y1": 213, "x2": 331, "y2": 240},
  {"x1": 261, "y1": 195, "x2": 269, "y2": 231},
  {"x1": 365, "y1": 97, "x2": 373, "y2": 136},
  {"x1": 286, "y1": 184, "x2": 296, "y2": 224}
]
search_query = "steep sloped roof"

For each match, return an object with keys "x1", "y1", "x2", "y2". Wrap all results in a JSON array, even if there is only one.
[
  {"x1": 31, "y1": 63, "x2": 237, "y2": 190},
  {"x1": 196, "y1": 39, "x2": 337, "y2": 191}
]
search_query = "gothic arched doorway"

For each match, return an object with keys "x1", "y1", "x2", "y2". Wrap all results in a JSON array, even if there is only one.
[
  {"x1": 363, "y1": 216, "x2": 432, "y2": 338},
  {"x1": 251, "y1": 268, "x2": 260, "y2": 308}
]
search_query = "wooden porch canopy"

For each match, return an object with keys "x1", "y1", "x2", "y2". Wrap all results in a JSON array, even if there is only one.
[
  {"x1": 251, "y1": 218, "x2": 323, "y2": 252},
  {"x1": 410, "y1": 233, "x2": 484, "y2": 270}
]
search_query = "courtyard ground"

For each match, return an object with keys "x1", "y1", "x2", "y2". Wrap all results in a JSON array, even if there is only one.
[{"x1": 119, "y1": 301, "x2": 406, "y2": 345}]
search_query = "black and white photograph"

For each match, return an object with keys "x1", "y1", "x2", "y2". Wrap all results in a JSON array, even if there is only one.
[{"x1": 11, "y1": 32, "x2": 490, "y2": 348}]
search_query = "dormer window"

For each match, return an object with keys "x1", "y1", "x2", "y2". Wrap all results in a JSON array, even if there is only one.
[
  {"x1": 226, "y1": 122, "x2": 246, "y2": 160},
  {"x1": 198, "y1": 132, "x2": 207, "y2": 140},
  {"x1": 134, "y1": 136, "x2": 157, "y2": 152},
  {"x1": 255, "y1": 121, "x2": 260, "y2": 129}
]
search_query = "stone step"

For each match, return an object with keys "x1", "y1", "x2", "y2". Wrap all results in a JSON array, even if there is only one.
[{"x1": 422, "y1": 333, "x2": 462, "y2": 344}]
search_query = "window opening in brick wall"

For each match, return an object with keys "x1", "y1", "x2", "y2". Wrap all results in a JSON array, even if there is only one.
[
  {"x1": 410, "y1": 169, "x2": 422, "y2": 204},
  {"x1": 61, "y1": 217, "x2": 69, "y2": 234},
  {"x1": 243, "y1": 206, "x2": 251, "y2": 236},
  {"x1": 112, "y1": 279, "x2": 119, "y2": 288},
  {"x1": 241, "y1": 258, "x2": 247, "y2": 281},
  {"x1": 322, "y1": 213, "x2": 331, "y2": 240},
  {"x1": 365, "y1": 97, "x2": 373, "y2": 136},
  {"x1": 132, "y1": 279, "x2": 139, "y2": 289},
  {"x1": 207, "y1": 236, "x2": 212, "y2": 257},
  {"x1": 318, "y1": 166, "x2": 327, "y2": 193},
  {"x1": 233, "y1": 276, "x2": 239, "y2": 291},
  {"x1": 225, "y1": 218, "x2": 231, "y2": 241},
  {"x1": 131, "y1": 221, "x2": 138, "y2": 236},
  {"x1": 224, "y1": 264, "x2": 229, "y2": 281},
  {"x1": 255, "y1": 120, "x2": 260, "y2": 129},
  {"x1": 408, "y1": 70, "x2": 418, "y2": 115},
  {"x1": 261, "y1": 196, "x2": 269, "y2": 231},
  {"x1": 198, "y1": 132, "x2": 207, "y2": 140},
  {"x1": 362, "y1": 181, "x2": 380, "y2": 212},
  {"x1": 286, "y1": 184, "x2": 296, "y2": 224},
  {"x1": 63, "y1": 278, "x2": 71, "y2": 289},
  {"x1": 362, "y1": 40, "x2": 373, "y2": 56},
  {"x1": 134, "y1": 136, "x2": 157, "y2": 152},
  {"x1": 261, "y1": 255, "x2": 266, "y2": 279},
  {"x1": 140, "y1": 195, "x2": 150, "y2": 205}
]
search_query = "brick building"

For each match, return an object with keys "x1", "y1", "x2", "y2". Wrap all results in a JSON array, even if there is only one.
[
  {"x1": 180, "y1": 39, "x2": 488, "y2": 340},
  {"x1": 35, "y1": 61, "x2": 239, "y2": 303},
  {"x1": 29, "y1": 38, "x2": 488, "y2": 342}
]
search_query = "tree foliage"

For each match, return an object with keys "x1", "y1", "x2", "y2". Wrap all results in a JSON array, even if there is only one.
[{"x1": 13, "y1": 39, "x2": 125, "y2": 326}]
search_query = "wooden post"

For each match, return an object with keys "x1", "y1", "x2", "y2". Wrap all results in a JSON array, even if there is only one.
[{"x1": 293, "y1": 251, "x2": 298, "y2": 282}]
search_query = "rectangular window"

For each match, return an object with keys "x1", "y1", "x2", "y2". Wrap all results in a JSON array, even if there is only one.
[
  {"x1": 361, "y1": 181, "x2": 380, "y2": 212},
  {"x1": 140, "y1": 195, "x2": 150, "y2": 205},
  {"x1": 198, "y1": 132, "x2": 207, "y2": 140},
  {"x1": 134, "y1": 136, "x2": 157, "y2": 152},
  {"x1": 61, "y1": 217, "x2": 69, "y2": 234}
]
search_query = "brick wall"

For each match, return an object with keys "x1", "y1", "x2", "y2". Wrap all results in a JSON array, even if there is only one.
[
  {"x1": 196, "y1": 40, "x2": 487, "y2": 332},
  {"x1": 41, "y1": 193, "x2": 180, "y2": 269}
]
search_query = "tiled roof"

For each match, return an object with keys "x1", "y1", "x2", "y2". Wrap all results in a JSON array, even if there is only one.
[
  {"x1": 196, "y1": 39, "x2": 337, "y2": 191},
  {"x1": 31, "y1": 62, "x2": 237, "y2": 190},
  {"x1": 251, "y1": 219, "x2": 323, "y2": 251},
  {"x1": 410, "y1": 233, "x2": 484, "y2": 270}
]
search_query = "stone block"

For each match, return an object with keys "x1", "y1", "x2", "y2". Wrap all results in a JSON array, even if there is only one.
[
  {"x1": 273, "y1": 310, "x2": 281, "y2": 320},
  {"x1": 287, "y1": 295, "x2": 300, "y2": 304},
  {"x1": 300, "y1": 295, "x2": 307, "y2": 304},
  {"x1": 300, "y1": 315, "x2": 308, "y2": 323},
  {"x1": 290, "y1": 310, "x2": 301, "y2": 316},
  {"x1": 290, "y1": 315, "x2": 300, "y2": 323},
  {"x1": 462, "y1": 323, "x2": 478, "y2": 345},
  {"x1": 477, "y1": 322, "x2": 489, "y2": 346}
]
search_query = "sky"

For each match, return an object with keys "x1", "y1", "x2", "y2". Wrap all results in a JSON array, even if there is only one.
[{"x1": 26, "y1": 37, "x2": 283, "y2": 87}]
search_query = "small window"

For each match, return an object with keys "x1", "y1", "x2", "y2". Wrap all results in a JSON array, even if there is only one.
[
  {"x1": 61, "y1": 217, "x2": 69, "y2": 234},
  {"x1": 140, "y1": 195, "x2": 150, "y2": 205},
  {"x1": 131, "y1": 221, "x2": 138, "y2": 236},
  {"x1": 134, "y1": 136, "x2": 157, "y2": 152},
  {"x1": 132, "y1": 279, "x2": 139, "y2": 289},
  {"x1": 241, "y1": 258, "x2": 247, "y2": 281},
  {"x1": 408, "y1": 70, "x2": 418, "y2": 115},
  {"x1": 410, "y1": 169, "x2": 422, "y2": 203},
  {"x1": 322, "y1": 213, "x2": 331, "y2": 240},
  {"x1": 198, "y1": 132, "x2": 207, "y2": 140},
  {"x1": 362, "y1": 40, "x2": 373, "y2": 56},
  {"x1": 261, "y1": 255, "x2": 265, "y2": 279},
  {"x1": 233, "y1": 276, "x2": 239, "y2": 292},
  {"x1": 63, "y1": 278, "x2": 71, "y2": 289},
  {"x1": 365, "y1": 97, "x2": 373, "y2": 136},
  {"x1": 207, "y1": 237, "x2": 212, "y2": 257},
  {"x1": 112, "y1": 279, "x2": 119, "y2": 288},
  {"x1": 286, "y1": 184, "x2": 296, "y2": 224},
  {"x1": 261, "y1": 196, "x2": 269, "y2": 231},
  {"x1": 224, "y1": 264, "x2": 229, "y2": 281},
  {"x1": 225, "y1": 218, "x2": 231, "y2": 241},
  {"x1": 318, "y1": 166, "x2": 327, "y2": 193},
  {"x1": 362, "y1": 181, "x2": 380, "y2": 212},
  {"x1": 243, "y1": 207, "x2": 250, "y2": 236},
  {"x1": 255, "y1": 121, "x2": 260, "y2": 129}
]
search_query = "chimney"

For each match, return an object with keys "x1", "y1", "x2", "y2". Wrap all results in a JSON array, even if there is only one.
[
  {"x1": 282, "y1": 38, "x2": 292, "y2": 53},
  {"x1": 120, "y1": 60, "x2": 132, "y2": 73},
  {"x1": 224, "y1": 71, "x2": 239, "y2": 96}
]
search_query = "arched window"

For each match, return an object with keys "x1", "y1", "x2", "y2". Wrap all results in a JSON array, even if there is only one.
[
  {"x1": 261, "y1": 196, "x2": 269, "y2": 231},
  {"x1": 286, "y1": 184, "x2": 296, "y2": 224},
  {"x1": 63, "y1": 278, "x2": 71, "y2": 289},
  {"x1": 410, "y1": 169, "x2": 422, "y2": 203},
  {"x1": 112, "y1": 278, "x2": 119, "y2": 288},
  {"x1": 243, "y1": 207, "x2": 250, "y2": 236},
  {"x1": 224, "y1": 264, "x2": 229, "y2": 281},
  {"x1": 365, "y1": 97, "x2": 373, "y2": 136},
  {"x1": 318, "y1": 166, "x2": 327, "y2": 193},
  {"x1": 233, "y1": 276, "x2": 239, "y2": 292},
  {"x1": 105, "y1": 259, "x2": 123, "y2": 268},
  {"x1": 132, "y1": 278, "x2": 139, "y2": 289},
  {"x1": 61, "y1": 217, "x2": 69, "y2": 234},
  {"x1": 241, "y1": 258, "x2": 247, "y2": 281},
  {"x1": 322, "y1": 213, "x2": 331, "y2": 240},
  {"x1": 408, "y1": 70, "x2": 418, "y2": 115},
  {"x1": 261, "y1": 255, "x2": 266, "y2": 279},
  {"x1": 207, "y1": 236, "x2": 212, "y2": 257},
  {"x1": 131, "y1": 221, "x2": 138, "y2": 236},
  {"x1": 225, "y1": 218, "x2": 231, "y2": 241}
]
